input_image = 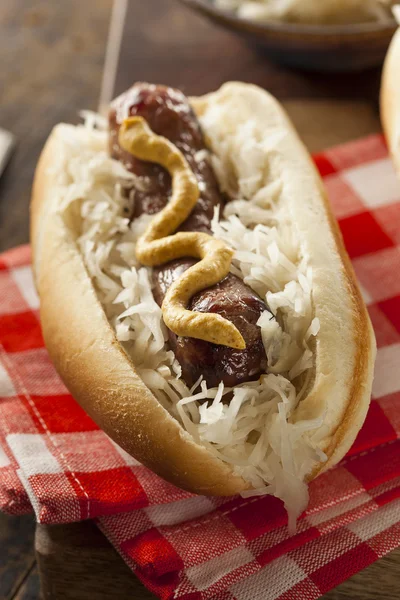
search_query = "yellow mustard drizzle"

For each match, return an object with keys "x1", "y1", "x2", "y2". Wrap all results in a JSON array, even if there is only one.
[{"x1": 118, "y1": 116, "x2": 246, "y2": 350}]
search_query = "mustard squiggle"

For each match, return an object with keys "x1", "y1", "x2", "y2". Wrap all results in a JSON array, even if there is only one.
[{"x1": 118, "y1": 117, "x2": 245, "y2": 350}]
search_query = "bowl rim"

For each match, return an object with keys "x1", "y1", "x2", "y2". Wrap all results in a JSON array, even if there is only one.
[{"x1": 180, "y1": 0, "x2": 397, "y2": 36}]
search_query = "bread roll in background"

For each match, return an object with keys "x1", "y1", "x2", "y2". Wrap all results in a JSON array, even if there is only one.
[{"x1": 382, "y1": 27, "x2": 400, "y2": 174}]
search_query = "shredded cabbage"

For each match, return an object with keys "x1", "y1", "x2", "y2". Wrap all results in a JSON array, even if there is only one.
[
  {"x1": 57, "y1": 113, "x2": 327, "y2": 531},
  {"x1": 213, "y1": 0, "x2": 396, "y2": 24}
]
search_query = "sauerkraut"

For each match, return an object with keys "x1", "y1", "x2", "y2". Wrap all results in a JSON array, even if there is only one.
[
  {"x1": 57, "y1": 111, "x2": 327, "y2": 531},
  {"x1": 213, "y1": 0, "x2": 396, "y2": 25}
]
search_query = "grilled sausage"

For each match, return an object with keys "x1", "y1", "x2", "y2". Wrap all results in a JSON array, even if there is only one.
[{"x1": 109, "y1": 83, "x2": 270, "y2": 388}]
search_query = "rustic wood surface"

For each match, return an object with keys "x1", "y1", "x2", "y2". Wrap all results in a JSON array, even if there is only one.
[
  {"x1": 0, "y1": 513, "x2": 35, "y2": 600},
  {"x1": 0, "y1": 0, "x2": 384, "y2": 252},
  {"x1": 0, "y1": 1, "x2": 398, "y2": 599}
]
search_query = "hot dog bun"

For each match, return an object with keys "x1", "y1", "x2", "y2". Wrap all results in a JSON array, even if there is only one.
[
  {"x1": 31, "y1": 83, "x2": 375, "y2": 505},
  {"x1": 382, "y1": 28, "x2": 400, "y2": 174}
]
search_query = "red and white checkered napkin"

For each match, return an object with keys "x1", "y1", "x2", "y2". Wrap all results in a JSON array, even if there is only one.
[{"x1": 1, "y1": 134, "x2": 400, "y2": 599}]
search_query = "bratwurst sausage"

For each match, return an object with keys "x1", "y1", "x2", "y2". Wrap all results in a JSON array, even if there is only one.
[
  {"x1": 109, "y1": 83, "x2": 222, "y2": 233},
  {"x1": 153, "y1": 258, "x2": 269, "y2": 388},
  {"x1": 109, "y1": 83, "x2": 269, "y2": 388}
]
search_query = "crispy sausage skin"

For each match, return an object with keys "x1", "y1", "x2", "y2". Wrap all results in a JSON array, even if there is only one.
[
  {"x1": 153, "y1": 258, "x2": 268, "y2": 388},
  {"x1": 109, "y1": 84, "x2": 222, "y2": 232},
  {"x1": 109, "y1": 83, "x2": 269, "y2": 388}
]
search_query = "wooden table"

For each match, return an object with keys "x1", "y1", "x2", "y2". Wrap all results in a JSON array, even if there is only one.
[{"x1": 0, "y1": 1, "x2": 398, "y2": 599}]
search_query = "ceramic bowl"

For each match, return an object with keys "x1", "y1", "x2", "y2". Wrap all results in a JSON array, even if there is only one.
[{"x1": 179, "y1": 0, "x2": 397, "y2": 71}]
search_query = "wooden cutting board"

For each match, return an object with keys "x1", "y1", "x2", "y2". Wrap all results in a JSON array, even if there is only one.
[
  {"x1": 283, "y1": 100, "x2": 381, "y2": 152},
  {"x1": 33, "y1": 101, "x2": 400, "y2": 600}
]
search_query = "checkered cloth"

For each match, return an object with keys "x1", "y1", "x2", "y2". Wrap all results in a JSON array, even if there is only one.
[{"x1": 1, "y1": 134, "x2": 400, "y2": 600}]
